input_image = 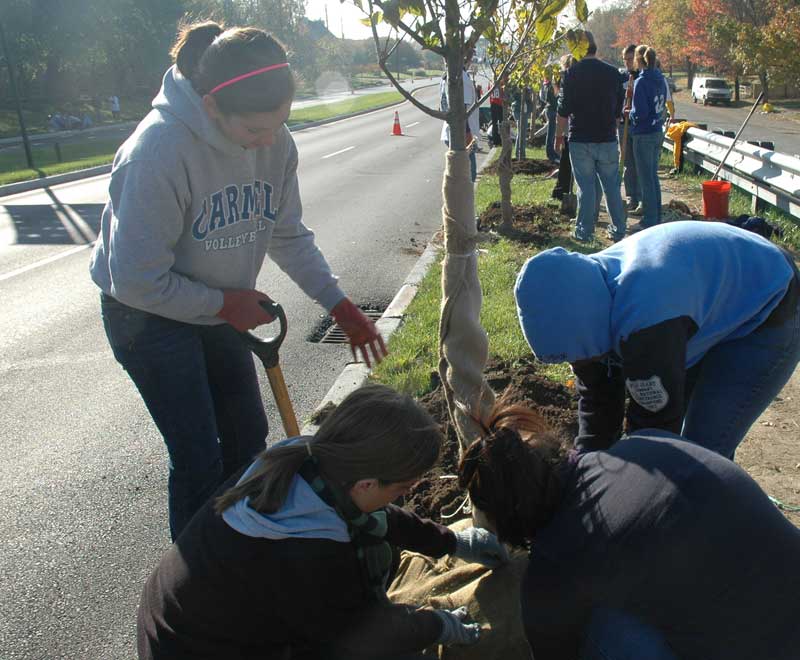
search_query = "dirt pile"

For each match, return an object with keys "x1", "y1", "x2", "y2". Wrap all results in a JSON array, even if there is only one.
[
  {"x1": 478, "y1": 201, "x2": 573, "y2": 246},
  {"x1": 403, "y1": 357, "x2": 578, "y2": 522},
  {"x1": 482, "y1": 158, "x2": 555, "y2": 177}
]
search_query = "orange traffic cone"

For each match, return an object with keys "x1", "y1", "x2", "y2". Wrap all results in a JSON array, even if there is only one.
[{"x1": 392, "y1": 111, "x2": 402, "y2": 136}]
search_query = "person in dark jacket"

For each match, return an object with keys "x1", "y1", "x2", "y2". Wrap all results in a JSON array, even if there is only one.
[
  {"x1": 137, "y1": 384, "x2": 508, "y2": 660},
  {"x1": 629, "y1": 45, "x2": 667, "y2": 229},
  {"x1": 555, "y1": 30, "x2": 627, "y2": 242},
  {"x1": 514, "y1": 221, "x2": 800, "y2": 458},
  {"x1": 458, "y1": 403, "x2": 800, "y2": 660}
]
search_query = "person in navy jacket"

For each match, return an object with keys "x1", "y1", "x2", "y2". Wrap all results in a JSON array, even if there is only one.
[
  {"x1": 628, "y1": 45, "x2": 667, "y2": 229},
  {"x1": 514, "y1": 221, "x2": 800, "y2": 458},
  {"x1": 459, "y1": 405, "x2": 800, "y2": 660}
]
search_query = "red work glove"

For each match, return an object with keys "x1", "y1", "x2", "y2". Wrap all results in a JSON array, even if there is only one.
[
  {"x1": 216, "y1": 289, "x2": 274, "y2": 332},
  {"x1": 330, "y1": 298, "x2": 388, "y2": 368}
]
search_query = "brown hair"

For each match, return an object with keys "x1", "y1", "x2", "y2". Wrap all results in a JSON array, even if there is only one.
[
  {"x1": 635, "y1": 45, "x2": 657, "y2": 70},
  {"x1": 215, "y1": 384, "x2": 442, "y2": 514},
  {"x1": 622, "y1": 44, "x2": 637, "y2": 58},
  {"x1": 584, "y1": 30, "x2": 598, "y2": 56},
  {"x1": 458, "y1": 398, "x2": 569, "y2": 548},
  {"x1": 170, "y1": 20, "x2": 294, "y2": 114}
]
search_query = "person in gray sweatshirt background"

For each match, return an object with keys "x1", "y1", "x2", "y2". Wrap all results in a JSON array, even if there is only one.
[{"x1": 90, "y1": 21, "x2": 386, "y2": 539}]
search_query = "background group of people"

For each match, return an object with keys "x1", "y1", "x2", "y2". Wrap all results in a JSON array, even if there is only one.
[{"x1": 88, "y1": 19, "x2": 800, "y2": 660}]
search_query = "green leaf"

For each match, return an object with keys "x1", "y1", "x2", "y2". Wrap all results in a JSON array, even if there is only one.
[
  {"x1": 575, "y1": 0, "x2": 588, "y2": 22},
  {"x1": 382, "y1": 0, "x2": 402, "y2": 26},
  {"x1": 535, "y1": 15, "x2": 557, "y2": 43},
  {"x1": 399, "y1": 0, "x2": 426, "y2": 17},
  {"x1": 539, "y1": 0, "x2": 569, "y2": 21},
  {"x1": 359, "y1": 10, "x2": 383, "y2": 26},
  {"x1": 566, "y1": 28, "x2": 589, "y2": 59}
]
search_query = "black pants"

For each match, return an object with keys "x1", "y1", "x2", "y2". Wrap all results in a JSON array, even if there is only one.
[{"x1": 552, "y1": 138, "x2": 572, "y2": 199}]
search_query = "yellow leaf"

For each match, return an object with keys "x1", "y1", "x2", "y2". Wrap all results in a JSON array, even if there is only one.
[{"x1": 575, "y1": 0, "x2": 588, "y2": 22}]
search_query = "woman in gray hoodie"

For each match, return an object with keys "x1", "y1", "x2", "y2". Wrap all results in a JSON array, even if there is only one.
[{"x1": 90, "y1": 21, "x2": 386, "y2": 539}]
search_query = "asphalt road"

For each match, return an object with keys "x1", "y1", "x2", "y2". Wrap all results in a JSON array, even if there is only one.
[
  {"x1": 673, "y1": 94, "x2": 800, "y2": 158},
  {"x1": 0, "y1": 86, "x2": 485, "y2": 659}
]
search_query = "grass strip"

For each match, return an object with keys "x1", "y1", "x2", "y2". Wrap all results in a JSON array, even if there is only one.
[
  {"x1": 372, "y1": 145, "x2": 574, "y2": 396},
  {"x1": 288, "y1": 91, "x2": 403, "y2": 125}
]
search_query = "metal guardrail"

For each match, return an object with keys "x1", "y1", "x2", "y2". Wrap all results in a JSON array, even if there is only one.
[{"x1": 663, "y1": 127, "x2": 800, "y2": 219}]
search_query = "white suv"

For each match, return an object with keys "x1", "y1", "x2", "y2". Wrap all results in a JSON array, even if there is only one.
[{"x1": 692, "y1": 77, "x2": 732, "y2": 106}]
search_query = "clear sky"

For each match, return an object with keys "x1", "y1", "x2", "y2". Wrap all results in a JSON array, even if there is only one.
[{"x1": 304, "y1": 0, "x2": 612, "y2": 40}]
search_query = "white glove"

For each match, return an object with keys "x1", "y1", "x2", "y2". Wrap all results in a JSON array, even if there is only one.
[
  {"x1": 453, "y1": 527, "x2": 509, "y2": 568},
  {"x1": 434, "y1": 607, "x2": 481, "y2": 646}
]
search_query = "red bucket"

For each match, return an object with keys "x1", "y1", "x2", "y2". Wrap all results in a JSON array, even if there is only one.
[{"x1": 702, "y1": 180, "x2": 731, "y2": 220}]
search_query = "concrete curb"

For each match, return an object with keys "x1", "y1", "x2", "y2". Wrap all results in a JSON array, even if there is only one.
[
  {"x1": 0, "y1": 165, "x2": 113, "y2": 197},
  {"x1": 300, "y1": 242, "x2": 441, "y2": 435},
  {"x1": 0, "y1": 83, "x2": 439, "y2": 200},
  {"x1": 300, "y1": 144, "x2": 497, "y2": 434}
]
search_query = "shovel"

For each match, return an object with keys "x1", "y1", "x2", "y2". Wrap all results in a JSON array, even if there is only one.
[
  {"x1": 561, "y1": 166, "x2": 578, "y2": 217},
  {"x1": 239, "y1": 300, "x2": 300, "y2": 438}
]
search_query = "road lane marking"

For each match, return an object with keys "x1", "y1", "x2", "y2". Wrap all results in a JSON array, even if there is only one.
[
  {"x1": 0, "y1": 244, "x2": 91, "y2": 283},
  {"x1": 406, "y1": 122, "x2": 420, "y2": 128},
  {"x1": 321, "y1": 146, "x2": 355, "y2": 159}
]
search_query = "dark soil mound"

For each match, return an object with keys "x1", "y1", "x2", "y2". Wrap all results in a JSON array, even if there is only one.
[
  {"x1": 478, "y1": 201, "x2": 572, "y2": 246},
  {"x1": 482, "y1": 158, "x2": 555, "y2": 177},
  {"x1": 403, "y1": 357, "x2": 578, "y2": 522}
]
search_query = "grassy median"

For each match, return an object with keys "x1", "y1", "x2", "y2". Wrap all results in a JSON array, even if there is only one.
[
  {"x1": 0, "y1": 91, "x2": 406, "y2": 186},
  {"x1": 371, "y1": 146, "x2": 574, "y2": 396}
]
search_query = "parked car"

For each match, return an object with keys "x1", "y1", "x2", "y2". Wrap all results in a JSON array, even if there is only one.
[
  {"x1": 691, "y1": 76, "x2": 732, "y2": 106},
  {"x1": 665, "y1": 77, "x2": 677, "y2": 92}
]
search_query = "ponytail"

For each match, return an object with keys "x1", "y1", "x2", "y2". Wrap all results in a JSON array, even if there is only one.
[
  {"x1": 171, "y1": 20, "x2": 223, "y2": 83},
  {"x1": 215, "y1": 384, "x2": 442, "y2": 515},
  {"x1": 169, "y1": 21, "x2": 294, "y2": 114},
  {"x1": 459, "y1": 398, "x2": 568, "y2": 547},
  {"x1": 214, "y1": 442, "x2": 308, "y2": 514},
  {"x1": 635, "y1": 44, "x2": 657, "y2": 70}
]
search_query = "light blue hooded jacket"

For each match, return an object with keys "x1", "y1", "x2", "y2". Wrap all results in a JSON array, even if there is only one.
[
  {"x1": 222, "y1": 437, "x2": 349, "y2": 542},
  {"x1": 514, "y1": 221, "x2": 794, "y2": 368}
]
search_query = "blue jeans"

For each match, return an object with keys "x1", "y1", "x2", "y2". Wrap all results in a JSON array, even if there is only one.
[
  {"x1": 581, "y1": 609, "x2": 678, "y2": 660},
  {"x1": 546, "y1": 108, "x2": 559, "y2": 162},
  {"x1": 569, "y1": 141, "x2": 627, "y2": 240},
  {"x1": 632, "y1": 131, "x2": 663, "y2": 227},
  {"x1": 682, "y1": 298, "x2": 800, "y2": 460},
  {"x1": 618, "y1": 123, "x2": 639, "y2": 205},
  {"x1": 100, "y1": 295, "x2": 268, "y2": 539}
]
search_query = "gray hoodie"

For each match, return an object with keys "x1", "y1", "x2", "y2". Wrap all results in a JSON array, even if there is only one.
[{"x1": 90, "y1": 66, "x2": 345, "y2": 324}]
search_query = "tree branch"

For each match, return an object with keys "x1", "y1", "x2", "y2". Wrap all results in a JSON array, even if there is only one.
[
  {"x1": 372, "y1": 0, "x2": 446, "y2": 55},
  {"x1": 365, "y1": 1, "x2": 446, "y2": 119}
]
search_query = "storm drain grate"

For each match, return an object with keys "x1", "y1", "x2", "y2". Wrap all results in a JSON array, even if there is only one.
[{"x1": 308, "y1": 306, "x2": 385, "y2": 344}]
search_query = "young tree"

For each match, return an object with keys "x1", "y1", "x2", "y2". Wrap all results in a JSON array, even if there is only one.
[
  {"x1": 354, "y1": 0, "x2": 588, "y2": 448},
  {"x1": 484, "y1": 3, "x2": 582, "y2": 229}
]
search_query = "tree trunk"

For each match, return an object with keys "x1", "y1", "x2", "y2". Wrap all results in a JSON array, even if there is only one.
[
  {"x1": 437, "y1": 10, "x2": 494, "y2": 452},
  {"x1": 734, "y1": 74, "x2": 740, "y2": 102},
  {"x1": 686, "y1": 58, "x2": 695, "y2": 91},
  {"x1": 499, "y1": 114, "x2": 513, "y2": 230}
]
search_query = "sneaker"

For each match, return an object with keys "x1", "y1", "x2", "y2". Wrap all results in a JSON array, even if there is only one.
[
  {"x1": 573, "y1": 230, "x2": 592, "y2": 243},
  {"x1": 626, "y1": 199, "x2": 640, "y2": 211},
  {"x1": 606, "y1": 227, "x2": 625, "y2": 242},
  {"x1": 629, "y1": 203, "x2": 644, "y2": 216}
]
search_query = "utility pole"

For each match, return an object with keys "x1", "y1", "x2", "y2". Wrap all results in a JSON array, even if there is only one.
[
  {"x1": 324, "y1": 4, "x2": 329, "y2": 30},
  {"x1": 0, "y1": 21, "x2": 35, "y2": 170}
]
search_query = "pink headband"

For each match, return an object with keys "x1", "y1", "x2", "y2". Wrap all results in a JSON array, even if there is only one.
[{"x1": 209, "y1": 62, "x2": 290, "y2": 95}]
